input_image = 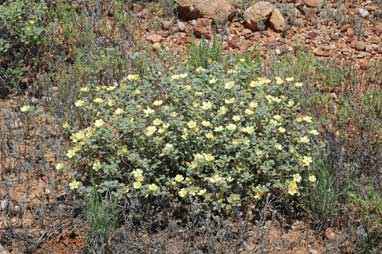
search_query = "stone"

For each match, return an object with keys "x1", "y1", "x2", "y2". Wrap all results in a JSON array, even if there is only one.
[
  {"x1": 244, "y1": 1, "x2": 274, "y2": 31},
  {"x1": 314, "y1": 48, "x2": 331, "y2": 57},
  {"x1": 303, "y1": 0, "x2": 323, "y2": 7},
  {"x1": 324, "y1": 228, "x2": 336, "y2": 241},
  {"x1": 357, "y1": 8, "x2": 370, "y2": 18},
  {"x1": 178, "y1": 21, "x2": 186, "y2": 32},
  {"x1": 193, "y1": 18, "x2": 212, "y2": 39},
  {"x1": 146, "y1": 34, "x2": 163, "y2": 43},
  {"x1": 269, "y1": 8, "x2": 286, "y2": 32},
  {"x1": 351, "y1": 40, "x2": 366, "y2": 51},
  {"x1": 176, "y1": 0, "x2": 235, "y2": 22},
  {"x1": 309, "y1": 249, "x2": 319, "y2": 254},
  {"x1": 162, "y1": 20, "x2": 172, "y2": 30}
]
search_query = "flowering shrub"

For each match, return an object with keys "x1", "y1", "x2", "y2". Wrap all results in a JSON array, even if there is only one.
[{"x1": 62, "y1": 59, "x2": 322, "y2": 211}]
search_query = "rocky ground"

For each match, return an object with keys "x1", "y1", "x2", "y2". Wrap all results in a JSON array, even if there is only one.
[{"x1": 130, "y1": 0, "x2": 382, "y2": 68}]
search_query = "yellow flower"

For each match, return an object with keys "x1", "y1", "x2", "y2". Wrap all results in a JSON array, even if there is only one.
[
  {"x1": 218, "y1": 106, "x2": 228, "y2": 115},
  {"x1": 286, "y1": 77, "x2": 294, "y2": 82},
  {"x1": 94, "y1": 119, "x2": 105, "y2": 128},
  {"x1": 205, "y1": 133, "x2": 215, "y2": 139},
  {"x1": 309, "y1": 129, "x2": 319, "y2": 135},
  {"x1": 153, "y1": 100, "x2": 163, "y2": 106},
  {"x1": 302, "y1": 156, "x2": 313, "y2": 167},
  {"x1": 288, "y1": 180, "x2": 298, "y2": 195},
  {"x1": 69, "y1": 180, "x2": 80, "y2": 190},
  {"x1": 178, "y1": 188, "x2": 188, "y2": 198},
  {"x1": 153, "y1": 119, "x2": 162, "y2": 126},
  {"x1": 121, "y1": 147, "x2": 128, "y2": 154},
  {"x1": 255, "y1": 149, "x2": 263, "y2": 156},
  {"x1": 288, "y1": 100, "x2": 295, "y2": 107},
  {"x1": 228, "y1": 194, "x2": 240, "y2": 203},
  {"x1": 184, "y1": 85, "x2": 192, "y2": 91},
  {"x1": 309, "y1": 175, "x2": 317, "y2": 182},
  {"x1": 274, "y1": 143, "x2": 283, "y2": 150},
  {"x1": 224, "y1": 81, "x2": 235, "y2": 90},
  {"x1": 275, "y1": 77, "x2": 284, "y2": 85},
  {"x1": 66, "y1": 149, "x2": 77, "y2": 159},
  {"x1": 249, "y1": 101, "x2": 258, "y2": 108},
  {"x1": 195, "y1": 91, "x2": 203, "y2": 97},
  {"x1": 298, "y1": 136, "x2": 310, "y2": 144},
  {"x1": 146, "y1": 126, "x2": 157, "y2": 136},
  {"x1": 242, "y1": 126, "x2": 254, "y2": 134},
  {"x1": 204, "y1": 153, "x2": 214, "y2": 162},
  {"x1": 62, "y1": 122, "x2": 70, "y2": 129},
  {"x1": 226, "y1": 123, "x2": 237, "y2": 131},
  {"x1": 273, "y1": 115, "x2": 282, "y2": 121},
  {"x1": 197, "y1": 189, "x2": 207, "y2": 196},
  {"x1": 192, "y1": 101, "x2": 200, "y2": 108},
  {"x1": 55, "y1": 163, "x2": 64, "y2": 170},
  {"x1": 92, "y1": 160, "x2": 102, "y2": 172},
  {"x1": 20, "y1": 105, "x2": 31, "y2": 113},
  {"x1": 133, "y1": 181, "x2": 142, "y2": 189},
  {"x1": 94, "y1": 98, "x2": 104, "y2": 104},
  {"x1": 114, "y1": 108, "x2": 124, "y2": 115},
  {"x1": 214, "y1": 126, "x2": 224, "y2": 132},
  {"x1": 209, "y1": 78, "x2": 217, "y2": 84},
  {"x1": 293, "y1": 173, "x2": 302, "y2": 183},
  {"x1": 187, "y1": 121, "x2": 197, "y2": 129},
  {"x1": 202, "y1": 121, "x2": 211, "y2": 127},
  {"x1": 278, "y1": 127, "x2": 286, "y2": 133},
  {"x1": 108, "y1": 99, "x2": 115, "y2": 107},
  {"x1": 75, "y1": 100, "x2": 85, "y2": 107},
  {"x1": 29, "y1": 20, "x2": 36, "y2": 25},
  {"x1": 175, "y1": 174, "x2": 184, "y2": 182},
  {"x1": 148, "y1": 183, "x2": 158, "y2": 192},
  {"x1": 127, "y1": 74, "x2": 141, "y2": 81},
  {"x1": 232, "y1": 115, "x2": 241, "y2": 122},
  {"x1": 303, "y1": 116, "x2": 313, "y2": 123},
  {"x1": 245, "y1": 108, "x2": 254, "y2": 115},
  {"x1": 225, "y1": 98, "x2": 235, "y2": 104},
  {"x1": 295, "y1": 82, "x2": 303, "y2": 88},
  {"x1": 144, "y1": 107, "x2": 155, "y2": 116},
  {"x1": 231, "y1": 139, "x2": 240, "y2": 145},
  {"x1": 201, "y1": 101, "x2": 212, "y2": 110},
  {"x1": 249, "y1": 81, "x2": 260, "y2": 88}
]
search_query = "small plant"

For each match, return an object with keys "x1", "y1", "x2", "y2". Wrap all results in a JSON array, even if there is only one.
[
  {"x1": 303, "y1": 155, "x2": 339, "y2": 228},
  {"x1": 86, "y1": 185, "x2": 117, "y2": 254},
  {"x1": 188, "y1": 36, "x2": 224, "y2": 69}
]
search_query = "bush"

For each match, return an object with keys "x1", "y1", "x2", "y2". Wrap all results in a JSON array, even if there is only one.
[
  {"x1": 61, "y1": 58, "x2": 323, "y2": 213},
  {"x1": 0, "y1": 0, "x2": 48, "y2": 96}
]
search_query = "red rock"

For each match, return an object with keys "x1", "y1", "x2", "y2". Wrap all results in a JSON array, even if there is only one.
[
  {"x1": 269, "y1": 8, "x2": 287, "y2": 32},
  {"x1": 176, "y1": 0, "x2": 235, "y2": 22},
  {"x1": 314, "y1": 48, "x2": 331, "y2": 57},
  {"x1": 244, "y1": 1, "x2": 274, "y2": 31},
  {"x1": 351, "y1": 40, "x2": 366, "y2": 51},
  {"x1": 192, "y1": 18, "x2": 212, "y2": 39},
  {"x1": 303, "y1": 0, "x2": 323, "y2": 7}
]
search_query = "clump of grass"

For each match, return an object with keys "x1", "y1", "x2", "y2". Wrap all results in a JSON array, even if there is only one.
[
  {"x1": 188, "y1": 35, "x2": 224, "y2": 68},
  {"x1": 85, "y1": 185, "x2": 117, "y2": 254}
]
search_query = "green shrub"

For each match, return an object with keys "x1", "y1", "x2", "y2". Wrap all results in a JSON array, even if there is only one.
[
  {"x1": 188, "y1": 36, "x2": 224, "y2": 69},
  {"x1": 0, "y1": 0, "x2": 48, "y2": 96},
  {"x1": 60, "y1": 58, "x2": 323, "y2": 213},
  {"x1": 350, "y1": 188, "x2": 382, "y2": 253},
  {"x1": 303, "y1": 155, "x2": 339, "y2": 228}
]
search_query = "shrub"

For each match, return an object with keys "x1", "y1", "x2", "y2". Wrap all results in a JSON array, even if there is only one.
[
  {"x1": 61, "y1": 58, "x2": 323, "y2": 213},
  {"x1": 0, "y1": 0, "x2": 48, "y2": 96}
]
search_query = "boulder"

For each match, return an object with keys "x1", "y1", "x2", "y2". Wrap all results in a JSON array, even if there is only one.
[
  {"x1": 176, "y1": 0, "x2": 235, "y2": 22},
  {"x1": 244, "y1": 1, "x2": 274, "y2": 31},
  {"x1": 270, "y1": 8, "x2": 286, "y2": 32},
  {"x1": 193, "y1": 18, "x2": 212, "y2": 39}
]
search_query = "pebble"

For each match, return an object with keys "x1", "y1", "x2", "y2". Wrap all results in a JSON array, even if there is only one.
[{"x1": 357, "y1": 8, "x2": 370, "y2": 18}]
